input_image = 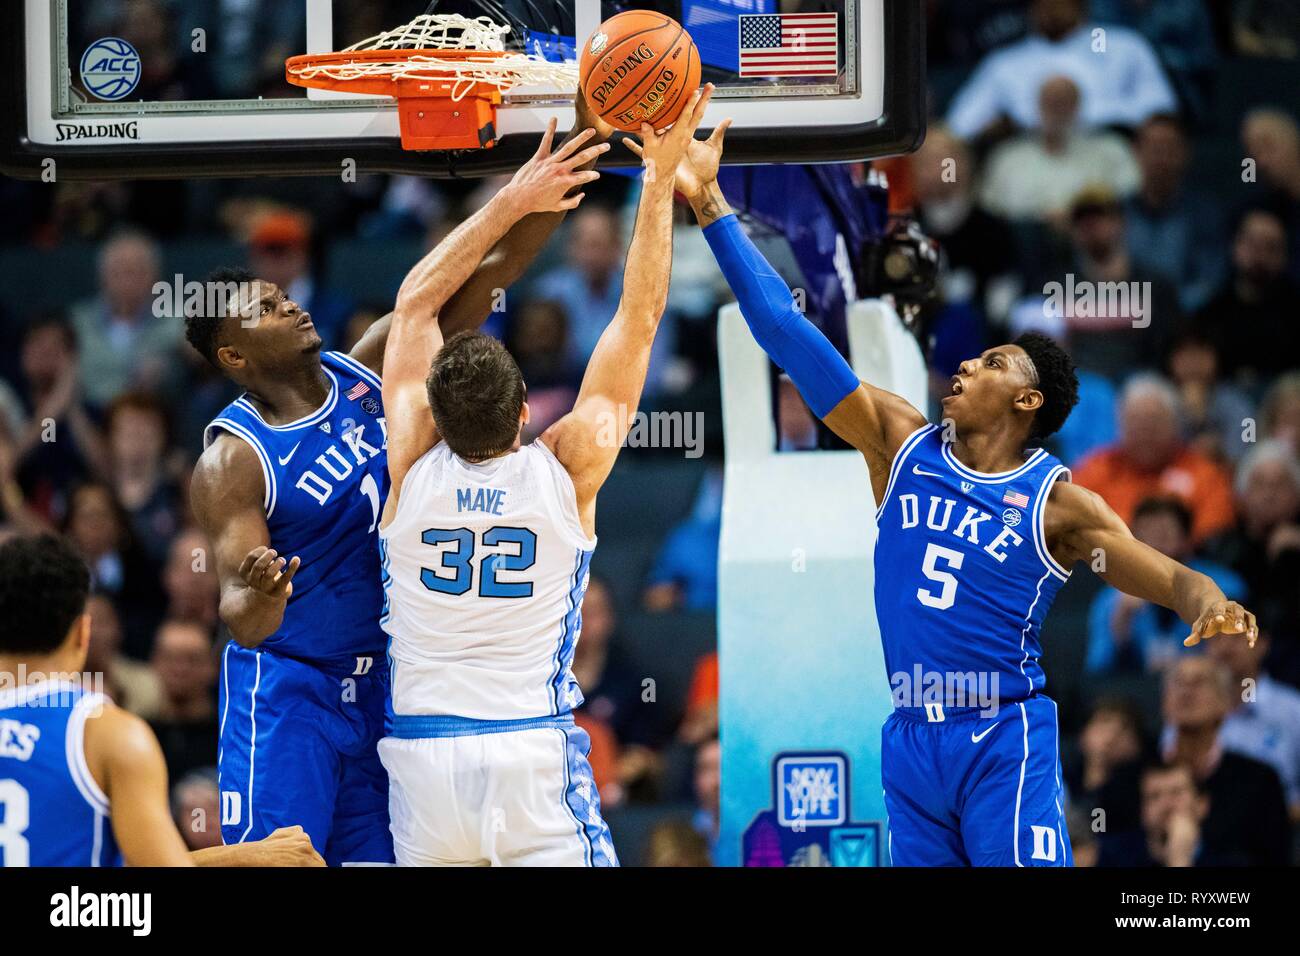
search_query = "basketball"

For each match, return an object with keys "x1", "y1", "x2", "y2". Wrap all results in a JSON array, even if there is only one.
[{"x1": 579, "y1": 11, "x2": 701, "y2": 132}]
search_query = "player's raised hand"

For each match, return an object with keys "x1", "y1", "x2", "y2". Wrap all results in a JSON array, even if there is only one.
[
  {"x1": 238, "y1": 545, "x2": 301, "y2": 601},
  {"x1": 502, "y1": 118, "x2": 610, "y2": 215},
  {"x1": 624, "y1": 113, "x2": 730, "y2": 199},
  {"x1": 626, "y1": 83, "x2": 715, "y2": 185},
  {"x1": 1184, "y1": 599, "x2": 1257, "y2": 648}
]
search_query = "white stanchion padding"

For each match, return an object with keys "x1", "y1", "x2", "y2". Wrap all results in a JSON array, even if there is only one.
[{"x1": 715, "y1": 298, "x2": 926, "y2": 867}]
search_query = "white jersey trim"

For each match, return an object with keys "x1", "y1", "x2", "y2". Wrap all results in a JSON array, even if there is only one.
[
  {"x1": 66, "y1": 692, "x2": 110, "y2": 817},
  {"x1": 875, "y1": 423, "x2": 938, "y2": 521},
  {"x1": 1031, "y1": 465, "x2": 1072, "y2": 581},
  {"x1": 233, "y1": 367, "x2": 340, "y2": 431},
  {"x1": 941, "y1": 442, "x2": 1048, "y2": 484},
  {"x1": 206, "y1": 418, "x2": 276, "y2": 517}
]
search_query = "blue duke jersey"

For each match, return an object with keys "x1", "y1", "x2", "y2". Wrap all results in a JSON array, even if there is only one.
[
  {"x1": 873, "y1": 423, "x2": 1073, "y2": 705},
  {"x1": 0, "y1": 682, "x2": 120, "y2": 867},
  {"x1": 205, "y1": 351, "x2": 390, "y2": 667}
]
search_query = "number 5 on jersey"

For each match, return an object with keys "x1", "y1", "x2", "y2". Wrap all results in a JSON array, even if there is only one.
[{"x1": 918, "y1": 542, "x2": 964, "y2": 610}]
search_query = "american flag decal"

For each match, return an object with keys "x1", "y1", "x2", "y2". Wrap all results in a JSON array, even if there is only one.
[
  {"x1": 738, "y1": 12, "x2": 838, "y2": 78},
  {"x1": 347, "y1": 381, "x2": 371, "y2": 401},
  {"x1": 1002, "y1": 490, "x2": 1030, "y2": 508}
]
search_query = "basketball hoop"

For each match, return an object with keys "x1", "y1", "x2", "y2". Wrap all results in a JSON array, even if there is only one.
[{"x1": 285, "y1": 14, "x2": 577, "y2": 151}]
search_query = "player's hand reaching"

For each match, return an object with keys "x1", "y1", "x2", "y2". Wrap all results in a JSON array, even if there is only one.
[
  {"x1": 625, "y1": 83, "x2": 715, "y2": 187},
  {"x1": 250, "y1": 826, "x2": 326, "y2": 867},
  {"x1": 1183, "y1": 599, "x2": 1257, "y2": 648},
  {"x1": 501, "y1": 118, "x2": 609, "y2": 215},
  {"x1": 625, "y1": 111, "x2": 730, "y2": 199},
  {"x1": 239, "y1": 545, "x2": 301, "y2": 602}
]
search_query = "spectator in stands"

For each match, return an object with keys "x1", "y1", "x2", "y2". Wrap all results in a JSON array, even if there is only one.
[
  {"x1": 105, "y1": 391, "x2": 182, "y2": 564},
  {"x1": 572, "y1": 576, "x2": 664, "y2": 801},
  {"x1": 643, "y1": 467, "x2": 722, "y2": 612},
  {"x1": 84, "y1": 592, "x2": 162, "y2": 719},
  {"x1": 908, "y1": 125, "x2": 1020, "y2": 323},
  {"x1": 1160, "y1": 656, "x2": 1291, "y2": 865},
  {"x1": 1229, "y1": 2, "x2": 1300, "y2": 60},
  {"x1": 777, "y1": 378, "x2": 819, "y2": 451},
  {"x1": 63, "y1": 481, "x2": 166, "y2": 659},
  {"x1": 71, "y1": 230, "x2": 182, "y2": 408},
  {"x1": 0, "y1": 415, "x2": 47, "y2": 538},
  {"x1": 1209, "y1": 628, "x2": 1300, "y2": 820},
  {"x1": 12, "y1": 316, "x2": 106, "y2": 521},
  {"x1": 692, "y1": 736, "x2": 721, "y2": 863},
  {"x1": 1086, "y1": 497, "x2": 1246, "y2": 674},
  {"x1": 116, "y1": 0, "x2": 198, "y2": 102},
  {"x1": 247, "y1": 211, "x2": 355, "y2": 351},
  {"x1": 1074, "y1": 375, "x2": 1236, "y2": 543},
  {"x1": 533, "y1": 203, "x2": 677, "y2": 396},
  {"x1": 946, "y1": 0, "x2": 1177, "y2": 142},
  {"x1": 1064, "y1": 696, "x2": 1146, "y2": 837},
  {"x1": 1242, "y1": 108, "x2": 1300, "y2": 281},
  {"x1": 1097, "y1": 762, "x2": 1228, "y2": 866},
  {"x1": 1125, "y1": 115, "x2": 1226, "y2": 312},
  {"x1": 148, "y1": 619, "x2": 219, "y2": 781},
  {"x1": 645, "y1": 819, "x2": 713, "y2": 867},
  {"x1": 1042, "y1": 187, "x2": 1183, "y2": 377},
  {"x1": 1259, "y1": 373, "x2": 1300, "y2": 452},
  {"x1": 170, "y1": 768, "x2": 223, "y2": 851},
  {"x1": 679, "y1": 651, "x2": 718, "y2": 747},
  {"x1": 1089, "y1": 0, "x2": 1218, "y2": 121},
  {"x1": 162, "y1": 526, "x2": 220, "y2": 633},
  {"x1": 1165, "y1": 330, "x2": 1255, "y2": 464},
  {"x1": 979, "y1": 76, "x2": 1140, "y2": 224},
  {"x1": 505, "y1": 298, "x2": 580, "y2": 440},
  {"x1": 1194, "y1": 207, "x2": 1299, "y2": 385},
  {"x1": 927, "y1": 0, "x2": 1033, "y2": 68}
]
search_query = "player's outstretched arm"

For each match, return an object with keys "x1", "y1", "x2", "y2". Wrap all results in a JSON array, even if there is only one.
[
  {"x1": 351, "y1": 109, "x2": 614, "y2": 372},
  {"x1": 1045, "y1": 481, "x2": 1257, "y2": 647},
  {"x1": 543, "y1": 87, "x2": 712, "y2": 535},
  {"x1": 83, "y1": 701, "x2": 194, "y2": 867},
  {"x1": 655, "y1": 127, "x2": 927, "y2": 477},
  {"x1": 191, "y1": 436, "x2": 300, "y2": 648},
  {"x1": 382, "y1": 121, "x2": 608, "y2": 501}
]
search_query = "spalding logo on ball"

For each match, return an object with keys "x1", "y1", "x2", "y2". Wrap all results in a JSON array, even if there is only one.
[
  {"x1": 80, "y1": 37, "x2": 142, "y2": 101},
  {"x1": 580, "y1": 12, "x2": 701, "y2": 133}
]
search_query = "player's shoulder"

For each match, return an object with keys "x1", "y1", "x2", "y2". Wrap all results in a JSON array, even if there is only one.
[
  {"x1": 1043, "y1": 479, "x2": 1119, "y2": 533},
  {"x1": 81, "y1": 698, "x2": 160, "y2": 791},
  {"x1": 192, "y1": 429, "x2": 266, "y2": 511}
]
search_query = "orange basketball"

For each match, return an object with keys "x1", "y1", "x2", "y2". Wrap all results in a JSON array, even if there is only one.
[{"x1": 579, "y1": 11, "x2": 701, "y2": 133}]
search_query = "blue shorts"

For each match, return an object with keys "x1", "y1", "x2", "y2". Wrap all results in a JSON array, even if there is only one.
[
  {"x1": 882, "y1": 695, "x2": 1071, "y2": 867},
  {"x1": 218, "y1": 643, "x2": 394, "y2": 865}
]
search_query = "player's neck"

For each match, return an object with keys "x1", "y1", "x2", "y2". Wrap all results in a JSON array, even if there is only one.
[
  {"x1": 948, "y1": 429, "x2": 1032, "y2": 475},
  {"x1": 242, "y1": 357, "x2": 332, "y2": 425}
]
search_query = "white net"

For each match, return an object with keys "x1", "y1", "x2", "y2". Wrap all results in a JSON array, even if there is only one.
[{"x1": 289, "y1": 14, "x2": 577, "y2": 101}]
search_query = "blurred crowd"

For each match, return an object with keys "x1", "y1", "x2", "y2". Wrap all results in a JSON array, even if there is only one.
[{"x1": 2, "y1": 0, "x2": 1300, "y2": 864}]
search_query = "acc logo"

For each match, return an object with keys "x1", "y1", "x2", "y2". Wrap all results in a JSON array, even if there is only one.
[
  {"x1": 361, "y1": 396, "x2": 380, "y2": 416},
  {"x1": 777, "y1": 753, "x2": 846, "y2": 827},
  {"x1": 80, "y1": 37, "x2": 142, "y2": 101},
  {"x1": 589, "y1": 31, "x2": 608, "y2": 55},
  {"x1": 1002, "y1": 508, "x2": 1023, "y2": 527}
]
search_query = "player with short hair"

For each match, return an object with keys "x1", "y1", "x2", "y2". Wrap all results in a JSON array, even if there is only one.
[
  {"x1": 0, "y1": 533, "x2": 323, "y2": 867},
  {"x1": 185, "y1": 109, "x2": 610, "y2": 865},
  {"x1": 645, "y1": 123, "x2": 1257, "y2": 866},
  {"x1": 376, "y1": 86, "x2": 713, "y2": 866}
]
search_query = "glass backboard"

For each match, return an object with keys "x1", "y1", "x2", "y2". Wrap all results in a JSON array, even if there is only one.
[{"x1": 2, "y1": 0, "x2": 924, "y2": 180}]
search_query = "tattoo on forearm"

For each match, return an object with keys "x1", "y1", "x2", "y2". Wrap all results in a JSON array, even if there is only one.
[{"x1": 699, "y1": 198, "x2": 724, "y2": 223}]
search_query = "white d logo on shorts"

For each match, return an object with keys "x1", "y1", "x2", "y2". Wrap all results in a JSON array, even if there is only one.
[
  {"x1": 1030, "y1": 825, "x2": 1057, "y2": 862},
  {"x1": 221, "y1": 791, "x2": 242, "y2": 826}
]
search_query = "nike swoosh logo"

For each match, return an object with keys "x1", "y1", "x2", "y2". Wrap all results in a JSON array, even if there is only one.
[
  {"x1": 278, "y1": 443, "x2": 301, "y2": 466},
  {"x1": 971, "y1": 723, "x2": 999, "y2": 743},
  {"x1": 912, "y1": 464, "x2": 944, "y2": 478}
]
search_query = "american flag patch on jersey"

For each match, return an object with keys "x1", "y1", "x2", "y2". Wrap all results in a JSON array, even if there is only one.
[
  {"x1": 738, "y1": 12, "x2": 838, "y2": 77},
  {"x1": 346, "y1": 381, "x2": 371, "y2": 400},
  {"x1": 1003, "y1": 490, "x2": 1030, "y2": 508}
]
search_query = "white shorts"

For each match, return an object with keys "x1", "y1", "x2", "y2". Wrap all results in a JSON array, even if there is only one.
[{"x1": 378, "y1": 716, "x2": 618, "y2": 867}]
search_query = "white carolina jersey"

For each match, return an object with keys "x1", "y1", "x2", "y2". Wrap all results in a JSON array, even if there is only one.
[{"x1": 379, "y1": 440, "x2": 595, "y2": 720}]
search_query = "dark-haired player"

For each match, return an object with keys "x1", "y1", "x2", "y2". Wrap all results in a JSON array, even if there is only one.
[
  {"x1": 0, "y1": 534, "x2": 323, "y2": 867},
  {"x1": 185, "y1": 118, "x2": 610, "y2": 864},
  {"x1": 646, "y1": 124, "x2": 1258, "y2": 866}
]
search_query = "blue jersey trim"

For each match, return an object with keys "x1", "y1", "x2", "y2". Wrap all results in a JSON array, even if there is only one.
[
  {"x1": 941, "y1": 442, "x2": 1049, "y2": 484},
  {"x1": 327, "y1": 350, "x2": 383, "y2": 390},
  {"x1": 233, "y1": 367, "x2": 340, "y2": 431},
  {"x1": 389, "y1": 713, "x2": 574, "y2": 738}
]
